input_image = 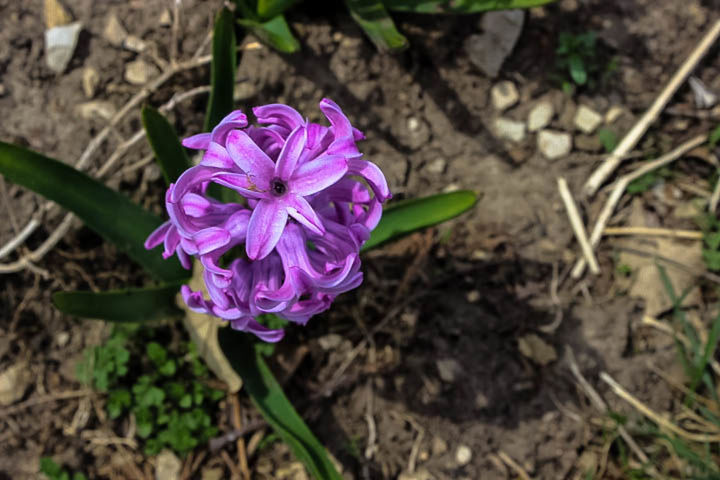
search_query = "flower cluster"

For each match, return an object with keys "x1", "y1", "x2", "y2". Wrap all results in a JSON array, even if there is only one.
[{"x1": 145, "y1": 99, "x2": 390, "y2": 342}]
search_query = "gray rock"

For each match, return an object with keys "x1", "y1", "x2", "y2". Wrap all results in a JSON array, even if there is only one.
[
  {"x1": 103, "y1": 14, "x2": 127, "y2": 47},
  {"x1": 491, "y1": 81, "x2": 519, "y2": 111},
  {"x1": 0, "y1": 361, "x2": 31, "y2": 406},
  {"x1": 436, "y1": 358, "x2": 463, "y2": 383},
  {"x1": 527, "y1": 100, "x2": 554, "y2": 132},
  {"x1": 493, "y1": 117, "x2": 526, "y2": 143},
  {"x1": 82, "y1": 66, "x2": 99, "y2": 98},
  {"x1": 464, "y1": 10, "x2": 525, "y2": 77},
  {"x1": 574, "y1": 105, "x2": 603, "y2": 134},
  {"x1": 125, "y1": 59, "x2": 158, "y2": 85},
  {"x1": 155, "y1": 450, "x2": 181, "y2": 480},
  {"x1": 45, "y1": 22, "x2": 82, "y2": 73},
  {"x1": 425, "y1": 158, "x2": 447, "y2": 175},
  {"x1": 537, "y1": 129, "x2": 572, "y2": 160}
]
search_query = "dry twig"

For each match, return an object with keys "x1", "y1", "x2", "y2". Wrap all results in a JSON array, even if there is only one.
[
  {"x1": 572, "y1": 134, "x2": 707, "y2": 278},
  {"x1": 602, "y1": 226, "x2": 704, "y2": 240},
  {"x1": 557, "y1": 177, "x2": 599, "y2": 274},
  {"x1": 583, "y1": 20, "x2": 720, "y2": 197},
  {"x1": 497, "y1": 451, "x2": 532, "y2": 480}
]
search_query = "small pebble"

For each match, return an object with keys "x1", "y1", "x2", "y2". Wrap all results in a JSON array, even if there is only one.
[
  {"x1": 574, "y1": 105, "x2": 603, "y2": 134},
  {"x1": 103, "y1": 14, "x2": 128, "y2": 47},
  {"x1": 456, "y1": 445, "x2": 473, "y2": 466},
  {"x1": 537, "y1": 129, "x2": 572, "y2": 160},
  {"x1": 493, "y1": 117, "x2": 526, "y2": 143},
  {"x1": 527, "y1": 100, "x2": 554, "y2": 132},
  {"x1": 491, "y1": 80, "x2": 519, "y2": 111},
  {"x1": 82, "y1": 66, "x2": 99, "y2": 98}
]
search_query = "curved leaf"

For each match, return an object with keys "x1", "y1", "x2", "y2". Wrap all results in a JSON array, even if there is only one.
[
  {"x1": 0, "y1": 142, "x2": 187, "y2": 281},
  {"x1": 384, "y1": 0, "x2": 556, "y2": 13},
  {"x1": 53, "y1": 284, "x2": 182, "y2": 322},
  {"x1": 237, "y1": 15, "x2": 300, "y2": 54},
  {"x1": 205, "y1": 7, "x2": 237, "y2": 131},
  {"x1": 141, "y1": 106, "x2": 191, "y2": 184},
  {"x1": 218, "y1": 328, "x2": 342, "y2": 479},
  {"x1": 362, "y1": 190, "x2": 478, "y2": 251},
  {"x1": 257, "y1": 0, "x2": 297, "y2": 20},
  {"x1": 346, "y1": 0, "x2": 408, "y2": 52}
]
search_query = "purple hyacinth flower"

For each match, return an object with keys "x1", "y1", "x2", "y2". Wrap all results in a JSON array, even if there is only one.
[
  {"x1": 145, "y1": 99, "x2": 391, "y2": 342},
  {"x1": 213, "y1": 125, "x2": 349, "y2": 260}
]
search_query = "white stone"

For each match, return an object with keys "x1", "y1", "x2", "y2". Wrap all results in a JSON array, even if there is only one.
[
  {"x1": 604, "y1": 105, "x2": 624, "y2": 124},
  {"x1": 159, "y1": 8, "x2": 172, "y2": 28},
  {"x1": 464, "y1": 10, "x2": 525, "y2": 77},
  {"x1": 573, "y1": 105, "x2": 603, "y2": 134},
  {"x1": 407, "y1": 117, "x2": 421, "y2": 131},
  {"x1": 82, "y1": 66, "x2": 99, "y2": 98},
  {"x1": 45, "y1": 22, "x2": 82, "y2": 73},
  {"x1": 0, "y1": 361, "x2": 31, "y2": 406},
  {"x1": 466, "y1": 290, "x2": 480, "y2": 303},
  {"x1": 425, "y1": 158, "x2": 446, "y2": 175},
  {"x1": 123, "y1": 35, "x2": 148, "y2": 53},
  {"x1": 455, "y1": 445, "x2": 473, "y2": 466},
  {"x1": 103, "y1": 14, "x2": 128, "y2": 47},
  {"x1": 537, "y1": 129, "x2": 572, "y2": 160},
  {"x1": 125, "y1": 59, "x2": 158, "y2": 85},
  {"x1": 493, "y1": 117, "x2": 526, "y2": 143},
  {"x1": 317, "y1": 334, "x2": 343, "y2": 351},
  {"x1": 527, "y1": 100, "x2": 554, "y2": 132},
  {"x1": 76, "y1": 100, "x2": 116, "y2": 121},
  {"x1": 155, "y1": 450, "x2": 181, "y2": 480},
  {"x1": 491, "y1": 81, "x2": 519, "y2": 111},
  {"x1": 436, "y1": 358, "x2": 462, "y2": 383}
]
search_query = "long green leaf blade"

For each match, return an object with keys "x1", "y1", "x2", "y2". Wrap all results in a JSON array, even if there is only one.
[
  {"x1": 218, "y1": 328, "x2": 342, "y2": 479},
  {"x1": 256, "y1": 0, "x2": 297, "y2": 20},
  {"x1": 0, "y1": 142, "x2": 187, "y2": 282},
  {"x1": 53, "y1": 284, "x2": 182, "y2": 322},
  {"x1": 345, "y1": 0, "x2": 408, "y2": 52},
  {"x1": 205, "y1": 7, "x2": 237, "y2": 131},
  {"x1": 362, "y1": 190, "x2": 478, "y2": 251},
  {"x1": 237, "y1": 15, "x2": 300, "y2": 54},
  {"x1": 141, "y1": 106, "x2": 191, "y2": 184},
  {"x1": 384, "y1": 0, "x2": 556, "y2": 13}
]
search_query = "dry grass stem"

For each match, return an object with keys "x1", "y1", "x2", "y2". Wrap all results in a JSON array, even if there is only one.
[
  {"x1": 497, "y1": 450, "x2": 532, "y2": 480},
  {"x1": 565, "y1": 348, "x2": 658, "y2": 476},
  {"x1": 602, "y1": 226, "x2": 704, "y2": 240},
  {"x1": 557, "y1": 177, "x2": 600, "y2": 274},
  {"x1": 600, "y1": 371, "x2": 720, "y2": 442},
  {"x1": 641, "y1": 316, "x2": 720, "y2": 375},
  {"x1": 582, "y1": 20, "x2": 720, "y2": 197},
  {"x1": 0, "y1": 389, "x2": 94, "y2": 418},
  {"x1": 230, "y1": 393, "x2": 250, "y2": 480},
  {"x1": 710, "y1": 174, "x2": 720, "y2": 213},
  {"x1": 572, "y1": 134, "x2": 707, "y2": 278}
]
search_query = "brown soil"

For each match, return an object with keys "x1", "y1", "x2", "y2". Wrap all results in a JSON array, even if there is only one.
[{"x1": 1, "y1": 0, "x2": 719, "y2": 478}]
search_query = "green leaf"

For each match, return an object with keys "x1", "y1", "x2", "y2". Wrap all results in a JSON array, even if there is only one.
[
  {"x1": 141, "y1": 106, "x2": 191, "y2": 184},
  {"x1": 257, "y1": 0, "x2": 297, "y2": 20},
  {"x1": 147, "y1": 342, "x2": 168, "y2": 366},
  {"x1": 345, "y1": 0, "x2": 408, "y2": 52},
  {"x1": 52, "y1": 284, "x2": 182, "y2": 322},
  {"x1": 568, "y1": 54, "x2": 587, "y2": 85},
  {"x1": 159, "y1": 360, "x2": 177, "y2": 376},
  {"x1": 384, "y1": 0, "x2": 556, "y2": 13},
  {"x1": 238, "y1": 15, "x2": 300, "y2": 54},
  {"x1": 205, "y1": 7, "x2": 237, "y2": 131},
  {"x1": 0, "y1": 142, "x2": 187, "y2": 282},
  {"x1": 710, "y1": 125, "x2": 720, "y2": 148},
  {"x1": 218, "y1": 328, "x2": 343, "y2": 480},
  {"x1": 597, "y1": 128, "x2": 618, "y2": 153},
  {"x1": 107, "y1": 389, "x2": 131, "y2": 419},
  {"x1": 362, "y1": 190, "x2": 478, "y2": 251}
]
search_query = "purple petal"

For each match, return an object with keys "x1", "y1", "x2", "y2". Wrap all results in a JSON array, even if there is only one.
[
  {"x1": 181, "y1": 193, "x2": 212, "y2": 217},
  {"x1": 319, "y1": 98, "x2": 353, "y2": 139},
  {"x1": 246, "y1": 200, "x2": 288, "y2": 260},
  {"x1": 274, "y1": 126, "x2": 307, "y2": 181},
  {"x1": 182, "y1": 133, "x2": 211, "y2": 150},
  {"x1": 225, "y1": 130, "x2": 275, "y2": 182},
  {"x1": 283, "y1": 194, "x2": 324, "y2": 235},
  {"x1": 211, "y1": 173, "x2": 266, "y2": 199},
  {"x1": 236, "y1": 319, "x2": 285, "y2": 343},
  {"x1": 290, "y1": 155, "x2": 348, "y2": 196},
  {"x1": 200, "y1": 142, "x2": 234, "y2": 169},
  {"x1": 181, "y1": 286, "x2": 212, "y2": 314},
  {"x1": 193, "y1": 227, "x2": 231, "y2": 255},
  {"x1": 144, "y1": 221, "x2": 171, "y2": 250},
  {"x1": 253, "y1": 104, "x2": 304, "y2": 131},
  {"x1": 348, "y1": 158, "x2": 391, "y2": 202},
  {"x1": 211, "y1": 110, "x2": 248, "y2": 144}
]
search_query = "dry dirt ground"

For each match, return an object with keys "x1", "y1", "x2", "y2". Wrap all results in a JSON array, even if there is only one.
[{"x1": 1, "y1": 0, "x2": 720, "y2": 478}]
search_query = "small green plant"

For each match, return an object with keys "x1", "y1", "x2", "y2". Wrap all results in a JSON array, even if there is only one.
[
  {"x1": 78, "y1": 328, "x2": 224, "y2": 456},
  {"x1": 597, "y1": 128, "x2": 618, "y2": 153},
  {"x1": 626, "y1": 167, "x2": 672, "y2": 195},
  {"x1": 555, "y1": 32, "x2": 616, "y2": 92},
  {"x1": 697, "y1": 213, "x2": 720, "y2": 272},
  {"x1": 39, "y1": 458, "x2": 87, "y2": 480}
]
